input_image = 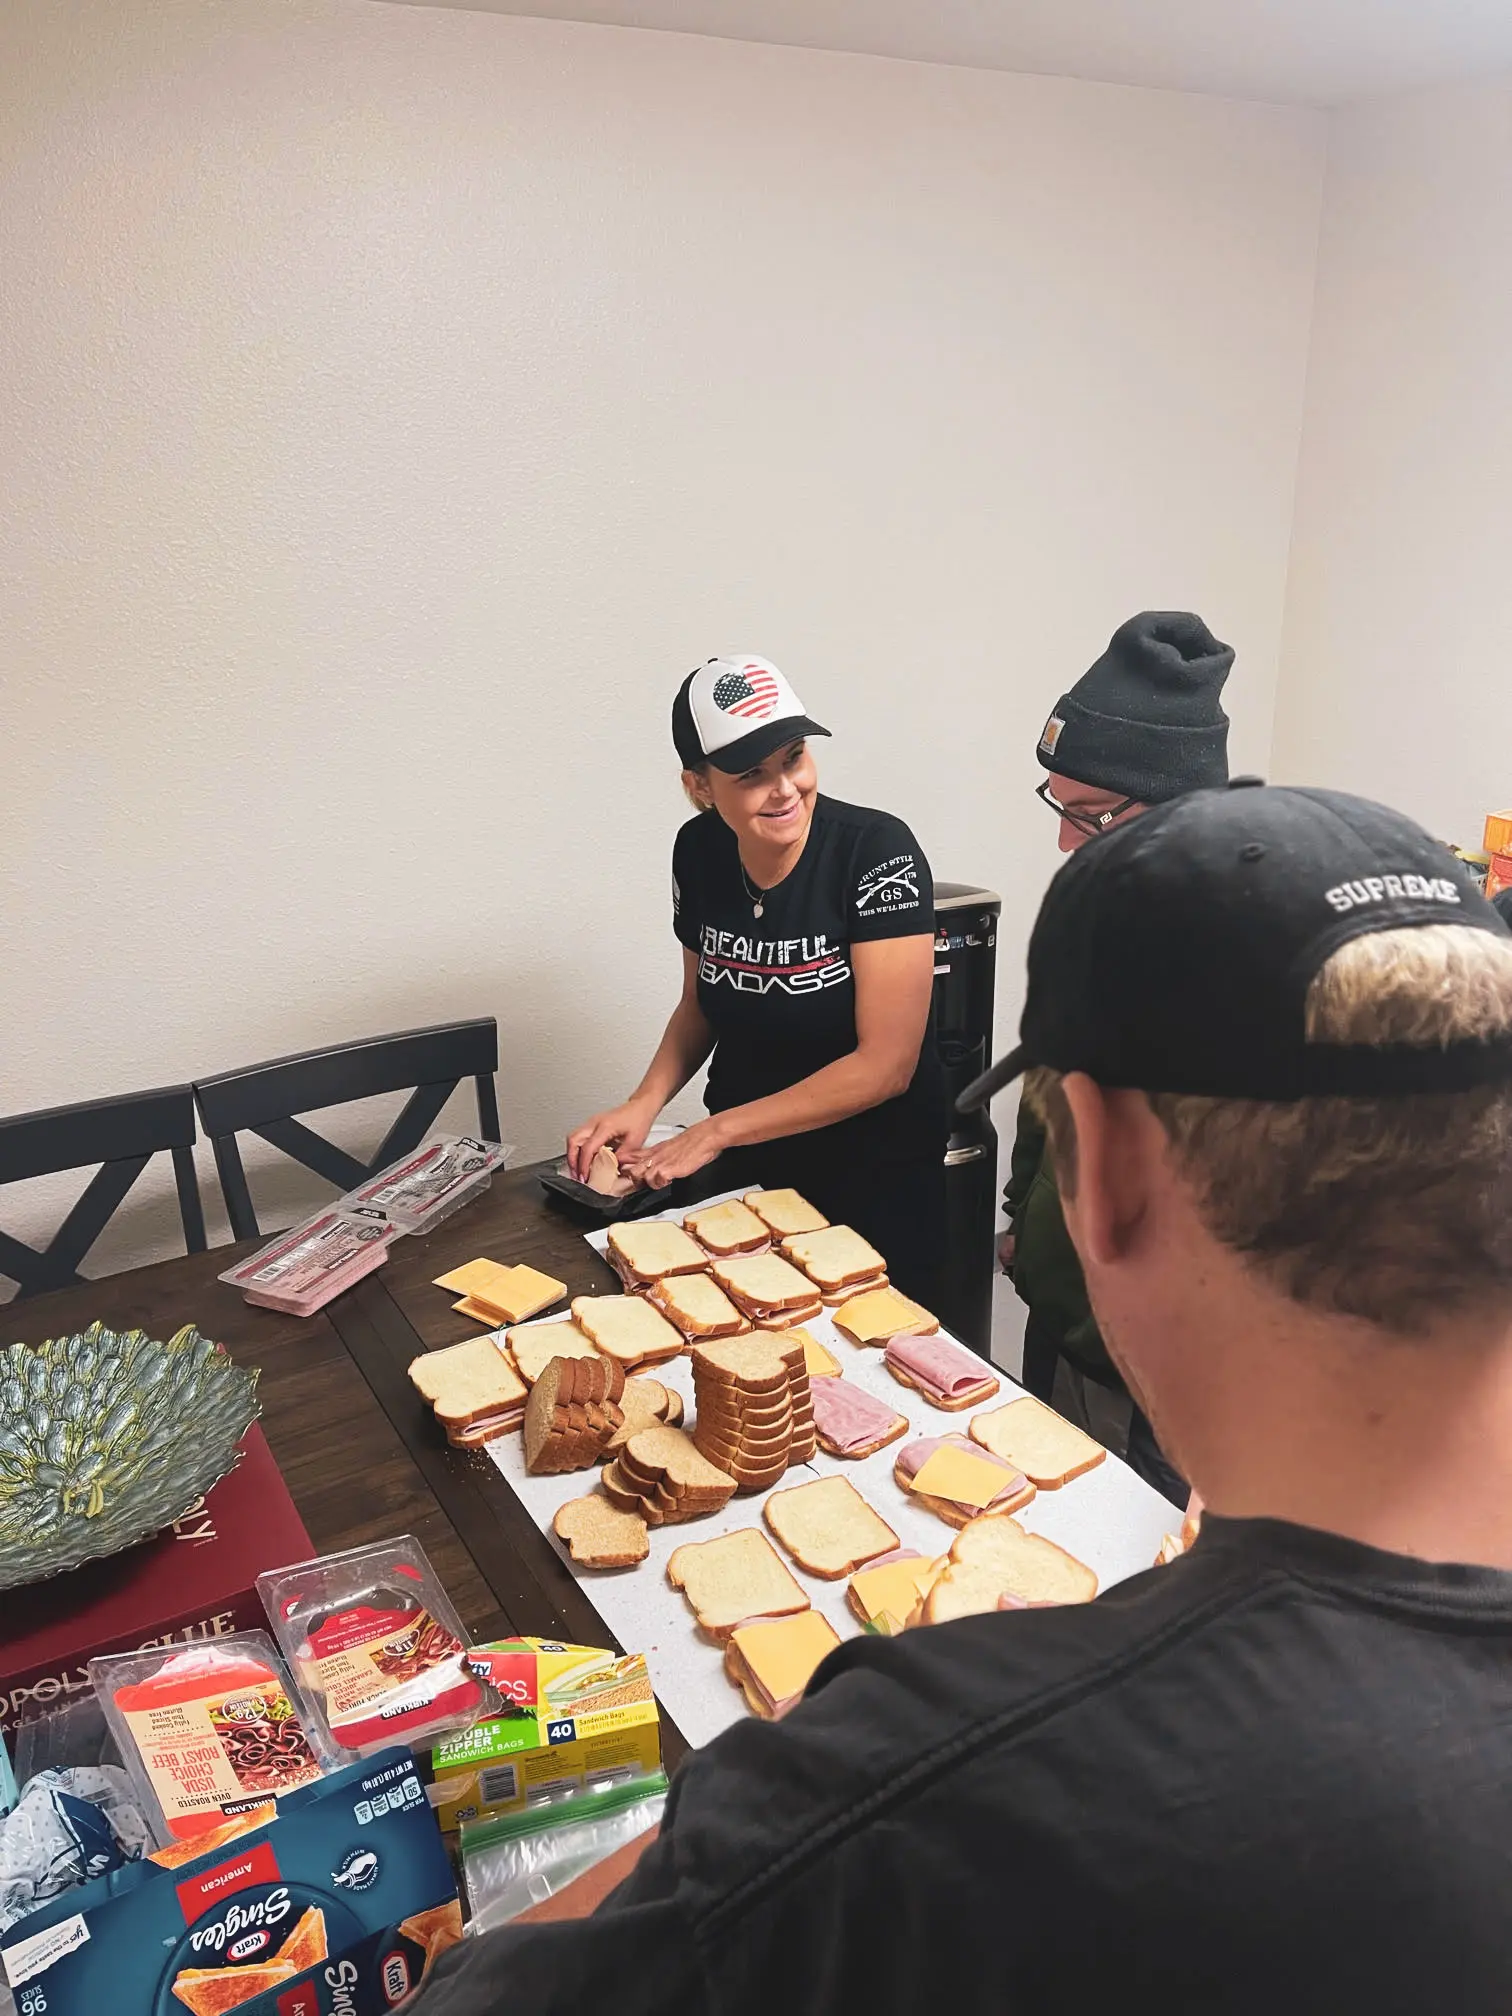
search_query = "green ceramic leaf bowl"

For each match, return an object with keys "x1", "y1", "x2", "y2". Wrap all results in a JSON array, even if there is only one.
[{"x1": 0, "y1": 1320, "x2": 261, "y2": 1590}]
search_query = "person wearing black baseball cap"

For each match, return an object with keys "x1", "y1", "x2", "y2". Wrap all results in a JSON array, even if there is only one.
[
  {"x1": 567, "y1": 656, "x2": 946, "y2": 1298},
  {"x1": 1005, "y1": 611, "x2": 1234, "y2": 1499},
  {"x1": 420, "y1": 783, "x2": 1512, "y2": 2015}
]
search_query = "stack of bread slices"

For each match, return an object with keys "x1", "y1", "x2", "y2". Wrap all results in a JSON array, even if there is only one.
[
  {"x1": 600, "y1": 1424, "x2": 738, "y2": 1526},
  {"x1": 690, "y1": 1335, "x2": 816, "y2": 1489},
  {"x1": 522, "y1": 1355, "x2": 626, "y2": 1474}
]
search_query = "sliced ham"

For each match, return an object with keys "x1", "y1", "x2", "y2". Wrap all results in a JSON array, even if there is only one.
[
  {"x1": 809, "y1": 1377, "x2": 906, "y2": 1454},
  {"x1": 895, "y1": 1434, "x2": 1028, "y2": 1511},
  {"x1": 885, "y1": 1332, "x2": 995, "y2": 1400}
]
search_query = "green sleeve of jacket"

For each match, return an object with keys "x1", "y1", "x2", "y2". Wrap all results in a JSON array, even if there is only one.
[{"x1": 1002, "y1": 1099, "x2": 1119, "y2": 1388}]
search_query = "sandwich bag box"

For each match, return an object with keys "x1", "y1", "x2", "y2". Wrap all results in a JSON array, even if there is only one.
[
  {"x1": 429, "y1": 1641, "x2": 661, "y2": 1830},
  {"x1": 0, "y1": 1427, "x2": 311, "y2": 1736},
  {"x1": 0, "y1": 1746, "x2": 461, "y2": 2016}
]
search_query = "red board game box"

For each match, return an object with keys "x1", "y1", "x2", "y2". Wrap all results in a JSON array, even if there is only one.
[{"x1": 1, "y1": 1426, "x2": 311, "y2": 1733}]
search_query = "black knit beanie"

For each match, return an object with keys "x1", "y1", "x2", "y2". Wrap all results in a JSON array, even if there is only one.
[{"x1": 1037, "y1": 611, "x2": 1234, "y2": 803}]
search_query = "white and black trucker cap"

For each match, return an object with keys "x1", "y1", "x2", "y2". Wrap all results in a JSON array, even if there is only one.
[
  {"x1": 959, "y1": 781, "x2": 1512, "y2": 1112},
  {"x1": 672, "y1": 657, "x2": 831, "y2": 774}
]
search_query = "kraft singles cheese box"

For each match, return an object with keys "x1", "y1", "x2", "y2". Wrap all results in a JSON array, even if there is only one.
[{"x1": 0, "y1": 1749, "x2": 460, "y2": 2016}]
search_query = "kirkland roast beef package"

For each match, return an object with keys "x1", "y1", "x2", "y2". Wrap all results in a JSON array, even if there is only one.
[{"x1": 0, "y1": 1747, "x2": 460, "y2": 2016}]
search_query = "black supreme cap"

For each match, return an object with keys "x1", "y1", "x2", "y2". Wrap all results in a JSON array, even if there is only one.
[{"x1": 958, "y1": 782, "x2": 1512, "y2": 1111}]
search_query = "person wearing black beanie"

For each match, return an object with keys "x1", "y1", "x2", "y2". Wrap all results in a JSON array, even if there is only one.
[{"x1": 1006, "y1": 612, "x2": 1235, "y2": 1507}]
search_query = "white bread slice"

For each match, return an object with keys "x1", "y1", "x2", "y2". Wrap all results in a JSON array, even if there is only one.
[
  {"x1": 764, "y1": 1476, "x2": 900, "y2": 1580},
  {"x1": 553, "y1": 1495, "x2": 649, "y2": 1568},
  {"x1": 833, "y1": 1287, "x2": 939, "y2": 1346},
  {"x1": 779, "y1": 1225, "x2": 886, "y2": 1293},
  {"x1": 821, "y1": 1273, "x2": 887, "y2": 1307},
  {"x1": 711, "y1": 1252, "x2": 818, "y2": 1314},
  {"x1": 967, "y1": 1395, "x2": 1106, "y2": 1488},
  {"x1": 948, "y1": 1513, "x2": 1098, "y2": 1604},
  {"x1": 920, "y1": 1561, "x2": 1020, "y2": 1625},
  {"x1": 743, "y1": 1188, "x2": 829, "y2": 1237},
  {"x1": 691, "y1": 1335, "x2": 791, "y2": 1391},
  {"x1": 666, "y1": 1528, "x2": 809, "y2": 1640},
  {"x1": 507, "y1": 1323, "x2": 603, "y2": 1386},
  {"x1": 753, "y1": 1301, "x2": 824, "y2": 1330},
  {"x1": 651, "y1": 1272, "x2": 750, "y2": 1340},
  {"x1": 572, "y1": 1294, "x2": 686, "y2": 1367},
  {"x1": 607, "y1": 1220, "x2": 707, "y2": 1282},
  {"x1": 683, "y1": 1199, "x2": 771, "y2": 1256},
  {"x1": 408, "y1": 1336, "x2": 526, "y2": 1427}
]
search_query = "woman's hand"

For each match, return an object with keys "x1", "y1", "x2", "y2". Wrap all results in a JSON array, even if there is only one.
[
  {"x1": 566, "y1": 1099, "x2": 657, "y2": 1183},
  {"x1": 624, "y1": 1116, "x2": 728, "y2": 1190}
]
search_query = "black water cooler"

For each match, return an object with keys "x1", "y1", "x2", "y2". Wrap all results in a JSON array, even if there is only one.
[{"x1": 932, "y1": 883, "x2": 1002, "y2": 1354}]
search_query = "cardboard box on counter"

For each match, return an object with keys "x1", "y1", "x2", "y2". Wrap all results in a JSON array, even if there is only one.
[
  {"x1": 429, "y1": 1640, "x2": 661, "y2": 1831},
  {"x1": 0, "y1": 1747, "x2": 460, "y2": 2016},
  {"x1": 1487, "y1": 850, "x2": 1512, "y2": 902},
  {"x1": 1483, "y1": 809, "x2": 1512, "y2": 859},
  {"x1": 2, "y1": 1427, "x2": 311, "y2": 1733}
]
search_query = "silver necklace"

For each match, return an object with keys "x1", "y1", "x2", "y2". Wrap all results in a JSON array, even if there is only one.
[{"x1": 738, "y1": 859, "x2": 771, "y2": 919}]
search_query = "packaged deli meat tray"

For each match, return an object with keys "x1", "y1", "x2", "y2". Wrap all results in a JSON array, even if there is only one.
[
  {"x1": 341, "y1": 1136, "x2": 514, "y2": 1235},
  {"x1": 258, "y1": 1538, "x2": 497, "y2": 1760},
  {"x1": 0, "y1": 1746, "x2": 461, "y2": 2016},
  {"x1": 90, "y1": 1634, "x2": 333, "y2": 1847}
]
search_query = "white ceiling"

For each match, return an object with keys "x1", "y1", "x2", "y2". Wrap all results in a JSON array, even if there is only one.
[{"x1": 388, "y1": 0, "x2": 1512, "y2": 106}]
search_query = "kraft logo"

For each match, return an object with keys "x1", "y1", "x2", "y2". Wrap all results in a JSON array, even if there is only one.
[{"x1": 1325, "y1": 873, "x2": 1461, "y2": 914}]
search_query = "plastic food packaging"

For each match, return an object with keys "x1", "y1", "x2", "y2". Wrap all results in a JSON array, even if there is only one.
[
  {"x1": 9, "y1": 1699, "x2": 118, "y2": 1788},
  {"x1": 89, "y1": 1633, "x2": 330, "y2": 1845},
  {"x1": 0, "y1": 1765, "x2": 152, "y2": 1937},
  {"x1": 460, "y1": 1771, "x2": 668, "y2": 1933},
  {"x1": 342, "y1": 1136, "x2": 515, "y2": 1235},
  {"x1": 218, "y1": 1204, "x2": 397, "y2": 1315},
  {"x1": 259, "y1": 1537, "x2": 496, "y2": 1759}
]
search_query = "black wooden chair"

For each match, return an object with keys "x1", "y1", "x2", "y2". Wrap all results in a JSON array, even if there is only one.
[
  {"x1": 194, "y1": 1019, "x2": 502, "y2": 1240},
  {"x1": 0, "y1": 1085, "x2": 207, "y2": 1299}
]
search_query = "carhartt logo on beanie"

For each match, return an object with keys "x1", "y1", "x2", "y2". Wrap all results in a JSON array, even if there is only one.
[{"x1": 1037, "y1": 612, "x2": 1234, "y2": 803}]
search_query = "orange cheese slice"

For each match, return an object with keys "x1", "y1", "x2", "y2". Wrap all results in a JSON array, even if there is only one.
[
  {"x1": 448, "y1": 1263, "x2": 567, "y2": 1324},
  {"x1": 849, "y1": 1557, "x2": 938, "y2": 1623},
  {"x1": 732, "y1": 1610, "x2": 842, "y2": 1705},
  {"x1": 909, "y1": 1446, "x2": 1019, "y2": 1511},
  {"x1": 434, "y1": 1258, "x2": 515, "y2": 1296},
  {"x1": 796, "y1": 1330, "x2": 841, "y2": 1379}
]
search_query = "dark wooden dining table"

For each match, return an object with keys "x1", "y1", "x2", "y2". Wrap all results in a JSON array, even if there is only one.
[{"x1": 0, "y1": 1163, "x2": 691, "y2": 1765}]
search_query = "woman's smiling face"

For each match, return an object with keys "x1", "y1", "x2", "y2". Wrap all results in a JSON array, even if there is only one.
[{"x1": 688, "y1": 739, "x2": 819, "y2": 859}]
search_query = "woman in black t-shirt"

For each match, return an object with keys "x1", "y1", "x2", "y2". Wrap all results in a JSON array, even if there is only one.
[{"x1": 567, "y1": 656, "x2": 946, "y2": 1303}]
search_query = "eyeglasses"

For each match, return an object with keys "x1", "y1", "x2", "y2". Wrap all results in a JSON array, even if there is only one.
[{"x1": 1036, "y1": 778, "x2": 1138, "y2": 838}]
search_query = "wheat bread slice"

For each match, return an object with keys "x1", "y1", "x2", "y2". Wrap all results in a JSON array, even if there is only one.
[
  {"x1": 666, "y1": 1528, "x2": 810, "y2": 1641},
  {"x1": 821, "y1": 1273, "x2": 887, "y2": 1307},
  {"x1": 523, "y1": 1358, "x2": 575, "y2": 1473},
  {"x1": 507, "y1": 1323, "x2": 603, "y2": 1386},
  {"x1": 650, "y1": 1273, "x2": 750, "y2": 1340},
  {"x1": 553, "y1": 1496, "x2": 649, "y2": 1568},
  {"x1": 967, "y1": 1395, "x2": 1106, "y2": 1488},
  {"x1": 601, "y1": 1462, "x2": 664, "y2": 1525},
  {"x1": 572, "y1": 1294, "x2": 686, "y2": 1368},
  {"x1": 743, "y1": 1188, "x2": 829, "y2": 1237},
  {"x1": 832, "y1": 1287, "x2": 939, "y2": 1347},
  {"x1": 779, "y1": 1225, "x2": 887, "y2": 1293},
  {"x1": 683, "y1": 1198, "x2": 772, "y2": 1257},
  {"x1": 690, "y1": 1335, "x2": 791, "y2": 1392},
  {"x1": 620, "y1": 1425, "x2": 736, "y2": 1500},
  {"x1": 948, "y1": 1512, "x2": 1098, "y2": 1604},
  {"x1": 409, "y1": 1336, "x2": 527, "y2": 1427},
  {"x1": 764, "y1": 1476, "x2": 900, "y2": 1579},
  {"x1": 607, "y1": 1220, "x2": 707, "y2": 1282}
]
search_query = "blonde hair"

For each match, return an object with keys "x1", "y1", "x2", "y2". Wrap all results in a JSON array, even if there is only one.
[{"x1": 1026, "y1": 926, "x2": 1512, "y2": 1334}]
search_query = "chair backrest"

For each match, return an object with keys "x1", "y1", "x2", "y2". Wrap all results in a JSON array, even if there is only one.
[
  {"x1": 194, "y1": 1018, "x2": 502, "y2": 1240},
  {"x1": 0, "y1": 1084, "x2": 207, "y2": 1299}
]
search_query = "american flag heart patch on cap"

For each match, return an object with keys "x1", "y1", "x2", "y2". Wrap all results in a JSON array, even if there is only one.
[{"x1": 712, "y1": 664, "x2": 780, "y2": 720}]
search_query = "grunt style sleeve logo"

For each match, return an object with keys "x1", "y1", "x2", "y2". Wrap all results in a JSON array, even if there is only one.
[{"x1": 855, "y1": 853, "x2": 921, "y2": 914}]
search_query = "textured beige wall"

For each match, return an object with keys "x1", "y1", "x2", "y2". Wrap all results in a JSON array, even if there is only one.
[
  {"x1": 0, "y1": 0, "x2": 1324, "y2": 1282},
  {"x1": 1276, "y1": 77, "x2": 1512, "y2": 842}
]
